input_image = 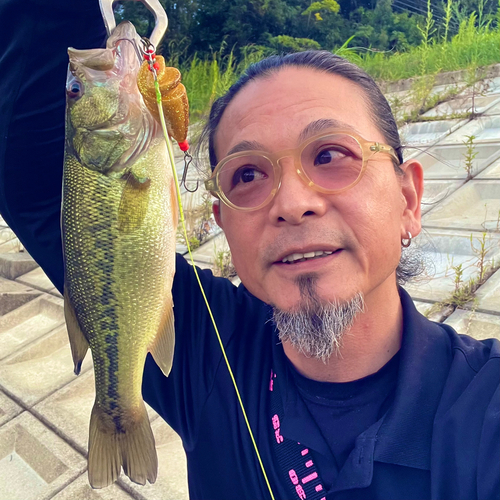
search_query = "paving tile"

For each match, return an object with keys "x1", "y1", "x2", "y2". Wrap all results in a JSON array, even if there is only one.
[
  {"x1": 474, "y1": 269, "x2": 500, "y2": 314},
  {"x1": 400, "y1": 119, "x2": 468, "y2": 148},
  {"x1": 444, "y1": 309, "x2": 500, "y2": 341},
  {"x1": 0, "y1": 252, "x2": 39, "y2": 280},
  {"x1": 0, "y1": 294, "x2": 64, "y2": 362},
  {"x1": 48, "y1": 287, "x2": 63, "y2": 298},
  {"x1": 421, "y1": 180, "x2": 464, "y2": 214},
  {"x1": 0, "y1": 227, "x2": 16, "y2": 245},
  {"x1": 476, "y1": 158, "x2": 500, "y2": 179},
  {"x1": 0, "y1": 412, "x2": 86, "y2": 500},
  {"x1": 0, "y1": 390, "x2": 23, "y2": 428},
  {"x1": 118, "y1": 417, "x2": 188, "y2": 500},
  {"x1": 16, "y1": 266, "x2": 55, "y2": 292},
  {"x1": 443, "y1": 116, "x2": 500, "y2": 144},
  {"x1": 413, "y1": 300, "x2": 435, "y2": 316},
  {"x1": 423, "y1": 180, "x2": 500, "y2": 231},
  {"x1": 0, "y1": 277, "x2": 41, "y2": 316},
  {"x1": 50, "y1": 473, "x2": 136, "y2": 500},
  {"x1": 34, "y1": 369, "x2": 158, "y2": 454},
  {"x1": 405, "y1": 230, "x2": 500, "y2": 302},
  {"x1": 0, "y1": 238, "x2": 24, "y2": 253},
  {"x1": 189, "y1": 232, "x2": 229, "y2": 265},
  {"x1": 0, "y1": 324, "x2": 93, "y2": 407},
  {"x1": 485, "y1": 101, "x2": 500, "y2": 116},
  {"x1": 423, "y1": 95, "x2": 500, "y2": 118},
  {"x1": 480, "y1": 76, "x2": 500, "y2": 95},
  {"x1": 414, "y1": 143, "x2": 500, "y2": 180}
]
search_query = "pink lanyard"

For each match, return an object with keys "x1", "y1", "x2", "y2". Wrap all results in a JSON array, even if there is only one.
[{"x1": 269, "y1": 368, "x2": 327, "y2": 500}]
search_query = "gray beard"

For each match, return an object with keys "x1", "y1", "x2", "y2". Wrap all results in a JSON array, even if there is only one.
[{"x1": 272, "y1": 274, "x2": 365, "y2": 362}]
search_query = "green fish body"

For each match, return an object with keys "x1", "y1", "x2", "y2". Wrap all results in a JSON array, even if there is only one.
[{"x1": 62, "y1": 22, "x2": 177, "y2": 488}]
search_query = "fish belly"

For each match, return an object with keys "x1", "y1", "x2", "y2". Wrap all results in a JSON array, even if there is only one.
[{"x1": 62, "y1": 139, "x2": 176, "y2": 487}]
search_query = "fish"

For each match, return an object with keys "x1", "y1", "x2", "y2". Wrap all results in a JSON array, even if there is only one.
[{"x1": 61, "y1": 21, "x2": 188, "y2": 488}]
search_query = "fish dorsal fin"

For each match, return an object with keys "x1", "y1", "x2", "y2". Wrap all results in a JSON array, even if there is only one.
[
  {"x1": 149, "y1": 299, "x2": 175, "y2": 377},
  {"x1": 118, "y1": 171, "x2": 151, "y2": 233},
  {"x1": 63, "y1": 284, "x2": 89, "y2": 375}
]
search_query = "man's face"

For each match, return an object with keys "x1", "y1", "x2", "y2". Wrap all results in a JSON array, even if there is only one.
[{"x1": 213, "y1": 67, "x2": 422, "y2": 312}]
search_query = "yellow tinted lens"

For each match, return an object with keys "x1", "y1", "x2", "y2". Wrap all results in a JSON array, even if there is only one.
[
  {"x1": 217, "y1": 155, "x2": 274, "y2": 208},
  {"x1": 301, "y1": 134, "x2": 363, "y2": 190}
]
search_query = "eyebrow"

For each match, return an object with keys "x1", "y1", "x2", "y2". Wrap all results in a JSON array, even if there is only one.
[
  {"x1": 298, "y1": 119, "x2": 361, "y2": 142},
  {"x1": 224, "y1": 118, "x2": 361, "y2": 157},
  {"x1": 226, "y1": 140, "x2": 266, "y2": 157}
]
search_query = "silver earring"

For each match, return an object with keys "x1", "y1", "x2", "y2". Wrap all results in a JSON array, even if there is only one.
[{"x1": 401, "y1": 231, "x2": 412, "y2": 248}]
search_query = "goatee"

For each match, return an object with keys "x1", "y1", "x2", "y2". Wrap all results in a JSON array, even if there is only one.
[{"x1": 272, "y1": 274, "x2": 365, "y2": 362}]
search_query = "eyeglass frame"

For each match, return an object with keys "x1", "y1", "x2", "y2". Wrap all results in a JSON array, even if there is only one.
[{"x1": 204, "y1": 128, "x2": 400, "y2": 212}]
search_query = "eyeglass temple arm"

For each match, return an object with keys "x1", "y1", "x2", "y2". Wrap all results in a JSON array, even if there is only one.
[{"x1": 370, "y1": 143, "x2": 400, "y2": 165}]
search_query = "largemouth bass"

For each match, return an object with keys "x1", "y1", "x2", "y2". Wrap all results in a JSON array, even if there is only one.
[{"x1": 62, "y1": 21, "x2": 186, "y2": 488}]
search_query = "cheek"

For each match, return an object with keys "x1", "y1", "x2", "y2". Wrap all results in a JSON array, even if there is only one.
[
  {"x1": 349, "y1": 177, "x2": 405, "y2": 256},
  {"x1": 219, "y1": 212, "x2": 259, "y2": 271}
]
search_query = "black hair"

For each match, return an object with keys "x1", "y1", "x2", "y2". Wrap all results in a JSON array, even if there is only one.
[{"x1": 198, "y1": 50, "x2": 404, "y2": 169}]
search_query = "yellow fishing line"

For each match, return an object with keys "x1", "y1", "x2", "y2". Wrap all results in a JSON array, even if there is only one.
[{"x1": 153, "y1": 78, "x2": 276, "y2": 500}]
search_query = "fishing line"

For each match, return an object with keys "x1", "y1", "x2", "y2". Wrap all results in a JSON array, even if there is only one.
[{"x1": 146, "y1": 57, "x2": 276, "y2": 500}]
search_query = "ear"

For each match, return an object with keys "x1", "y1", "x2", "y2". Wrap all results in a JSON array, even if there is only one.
[
  {"x1": 212, "y1": 200, "x2": 223, "y2": 229},
  {"x1": 400, "y1": 159, "x2": 424, "y2": 239}
]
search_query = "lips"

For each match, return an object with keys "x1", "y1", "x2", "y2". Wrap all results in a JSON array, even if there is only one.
[{"x1": 280, "y1": 249, "x2": 337, "y2": 264}]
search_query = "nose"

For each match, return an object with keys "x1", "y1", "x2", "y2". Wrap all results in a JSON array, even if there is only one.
[{"x1": 268, "y1": 158, "x2": 328, "y2": 225}]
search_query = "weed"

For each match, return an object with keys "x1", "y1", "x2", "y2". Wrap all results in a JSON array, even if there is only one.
[
  {"x1": 427, "y1": 232, "x2": 498, "y2": 321},
  {"x1": 213, "y1": 248, "x2": 237, "y2": 279},
  {"x1": 178, "y1": 192, "x2": 215, "y2": 249},
  {"x1": 462, "y1": 135, "x2": 478, "y2": 180},
  {"x1": 470, "y1": 232, "x2": 491, "y2": 281}
]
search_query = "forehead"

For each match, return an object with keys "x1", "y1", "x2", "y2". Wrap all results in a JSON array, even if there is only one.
[{"x1": 215, "y1": 66, "x2": 384, "y2": 159}]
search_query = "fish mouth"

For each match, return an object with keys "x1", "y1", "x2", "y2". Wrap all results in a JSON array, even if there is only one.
[{"x1": 276, "y1": 248, "x2": 341, "y2": 264}]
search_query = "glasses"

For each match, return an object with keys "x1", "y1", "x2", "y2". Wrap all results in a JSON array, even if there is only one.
[{"x1": 204, "y1": 129, "x2": 399, "y2": 211}]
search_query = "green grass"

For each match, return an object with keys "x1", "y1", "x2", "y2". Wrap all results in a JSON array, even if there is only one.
[
  {"x1": 179, "y1": 14, "x2": 500, "y2": 118},
  {"x1": 357, "y1": 19, "x2": 500, "y2": 81},
  {"x1": 181, "y1": 46, "x2": 266, "y2": 118}
]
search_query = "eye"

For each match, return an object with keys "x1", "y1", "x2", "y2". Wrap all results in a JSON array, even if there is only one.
[
  {"x1": 314, "y1": 146, "x2": 352, "y2": 166},
  {"x1": 67, "y1": 79, "x2": 83, "y2": 99},
  {"x1": 232, "y1": 166, "x2": 268, "y2": 187}
]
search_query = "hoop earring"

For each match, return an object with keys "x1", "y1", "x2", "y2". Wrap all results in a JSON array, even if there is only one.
[{"x1": 401, "y1": 231, "x2": 412, "y2": 248}]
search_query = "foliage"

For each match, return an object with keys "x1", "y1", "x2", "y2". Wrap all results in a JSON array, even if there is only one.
[
  {"x1": 269, "y1": 35, "x2": 321, "y2": 51},
  {"x1": 358, "y1": 13, "x2": 500, "y2": 81},
  {"x1": 115, "y1": 1, "x2": 500, "y2": 117},
  {"x1": 462, "y1": 135, "x2": 478, "y2": 180},
  {"x1": 213, "y1": 249, "x2": 237, "y2": 279}
]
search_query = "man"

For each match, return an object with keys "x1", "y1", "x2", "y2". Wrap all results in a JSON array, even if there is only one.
[{"x1": 0, "y1": 2, "x2": 498, "y2": 499}]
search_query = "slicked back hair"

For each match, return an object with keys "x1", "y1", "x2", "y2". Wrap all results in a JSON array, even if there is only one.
[
  {"x1": 198, "y1": 50, "x2": 424, "y2": 285},
  {"x1": 198, "y1": 50, "x2": 404, "y2": 170}
]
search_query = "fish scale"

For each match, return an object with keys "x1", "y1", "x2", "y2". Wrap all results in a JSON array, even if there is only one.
[{"x1": 62, "y1": 21, "x2": 181, "y2": 488}]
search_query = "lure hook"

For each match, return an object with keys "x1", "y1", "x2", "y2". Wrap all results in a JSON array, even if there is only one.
[{"x1": 181, "y1": 151, "x2": 198, "y2": 193}]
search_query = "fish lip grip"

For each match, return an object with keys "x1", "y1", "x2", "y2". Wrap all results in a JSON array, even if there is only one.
[{"x1": 99, "y1": 0, "x2": 168, "y2": 49}]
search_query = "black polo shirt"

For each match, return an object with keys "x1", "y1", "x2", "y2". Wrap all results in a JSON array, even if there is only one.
[{"x1": 142, "y1": 255, "x2": 500, "y2": 500}]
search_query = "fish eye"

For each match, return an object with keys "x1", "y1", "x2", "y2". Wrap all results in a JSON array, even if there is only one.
[{"x1": 67, "y1": 79, "x2": 83, "y2": 99}]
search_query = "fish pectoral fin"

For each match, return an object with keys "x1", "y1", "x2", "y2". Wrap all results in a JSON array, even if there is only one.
[
  {"x1": 149, "y1": 301, "x2": 175, "y2": 377},
  {"x1": 117, "y1": 171, "x2": 151, "y2": 233},
  {"x1": 88, "y1": 401, "x2": 157, "y2": 488},
  {"x1": 64, "y1": 285, "x2": 89, "y2": 375}
]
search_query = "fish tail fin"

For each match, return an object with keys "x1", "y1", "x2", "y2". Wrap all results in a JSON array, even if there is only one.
[
  {"x1": 120, "y1": 402, "x2": 158, "y2": 486},
  {"x1": 88, "y1": 401, "x2": 158, "y2": 488},
  {"x1": 88, "y1": 403, "x2": 121, "y2": 488}
]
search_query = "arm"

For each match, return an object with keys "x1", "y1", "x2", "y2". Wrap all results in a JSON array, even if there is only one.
[{"x1": 0, "y1": 0, "x2": 106, "y2": 291}]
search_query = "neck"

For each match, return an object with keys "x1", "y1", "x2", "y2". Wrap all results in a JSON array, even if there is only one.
[{"x1": 282, "y1": 284, "x2": 403, "y2": 383}]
